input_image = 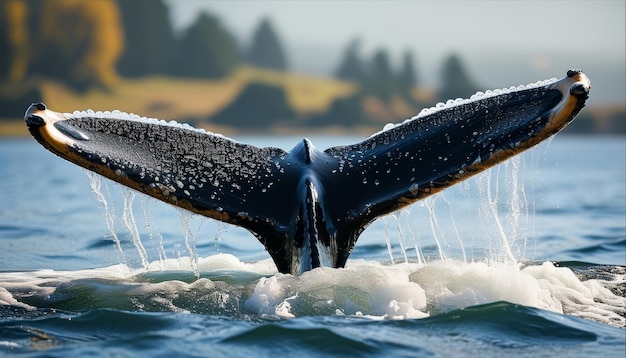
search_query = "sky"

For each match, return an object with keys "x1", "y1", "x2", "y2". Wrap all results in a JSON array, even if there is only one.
[{"x1": 164, "y1": 0, "x2": 625, "y2": 104}]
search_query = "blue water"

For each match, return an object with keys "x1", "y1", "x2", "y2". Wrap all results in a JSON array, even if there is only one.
[{"x1": 1, "y1": 135, "x2": 625, "y2": 357}]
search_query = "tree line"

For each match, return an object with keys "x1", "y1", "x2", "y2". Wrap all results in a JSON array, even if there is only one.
[{"x1": 1, "y1": 0, "x2": 481, "y2": 126}]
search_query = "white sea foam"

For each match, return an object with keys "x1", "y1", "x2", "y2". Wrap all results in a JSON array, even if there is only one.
[
  {"x1": 1, "y1": 256, "x2": 623, "y2": 327},
  {"x1": 246, "y1": 261, "x2": 430, "y2": 319},
  {"x1": 145, "y1": 252, "x2": 278, "y2": 275},
  {"x1": 0, "y1": 287, "x2": 35, "y2": 309}
]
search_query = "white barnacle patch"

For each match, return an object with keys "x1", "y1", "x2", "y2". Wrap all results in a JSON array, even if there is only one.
[
  {"x1": 156, "y1": 183, "x2": 174, "y2": 197},
  {"x1": 409, "y1": 183, "x2": 419, "y2": 196}
]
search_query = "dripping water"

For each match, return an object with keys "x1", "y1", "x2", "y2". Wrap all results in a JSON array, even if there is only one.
[
  {"x1": 83, "y1": 170, "x2": 125, "y2": 262},
  {"x1": 483, "y1": 165, "x2": 517, "y2": 262},
  {"x1": 382, "y1": 217, "x2": 394, "y2": 264},
  {"x1": 84, "y1": 172, "x2": 204, "y2": 276},
  {"x1": 177, "y1": 208, "x2": 200, "y2": 278},
  {"x1": 141, "y1": 197, "x2": 167, "y2": 270},
  {"x1": 380, "y1": 144, "x2": 544, "y2": 266},
  {"x1": 390, "y1": 214, "x2": 409, "y2": 266},
  {"x1": 424, "y1": 196, "x2": 446, "y2": 261},
  {"x1": 121, "y1": 189, "x2": 150, "y2": 269},
  {"x1": 441, "y1": 194, "x2": 467, "y2": 263},
  {"x1": 213, "y1": 221, "x2": 227, "y2": 251},
  {"x1": 383, "y1": 208, "x2": 426, "y2": 266},
  {"x1": 400, "y1": 207, "x2": 425, "y2": 265}
]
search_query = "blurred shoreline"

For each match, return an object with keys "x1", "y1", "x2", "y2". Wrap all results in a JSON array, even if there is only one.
[
  {"x1": 2, "y1": 1, "x2": 623, "y2": 137},
  {"x1": 3, "y1": 69, "x2": 624, "y2": 138}
]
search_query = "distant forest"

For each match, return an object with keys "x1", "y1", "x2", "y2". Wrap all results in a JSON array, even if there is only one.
[{"x1": 0, "y1": 0, "x2": 622, "y2": 134}]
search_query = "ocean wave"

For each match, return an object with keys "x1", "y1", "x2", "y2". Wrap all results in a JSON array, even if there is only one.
[{"x1": 1, "y1": 255, "x2": 623, "y2": 328}]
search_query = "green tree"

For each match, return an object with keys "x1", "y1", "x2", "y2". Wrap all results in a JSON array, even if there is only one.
[
  {"x1": 247, "y1": 18, "x2": 288, "y2": 71},
  {"x1": 211, "y1": 82, "x2": 294, "y2": 128},
  {"x1": 172, "y1": 12, "x2": 240, "y2": 78},
  {"x1": 117, "y1": 0, "x2": 176, "y2": 77},
  {"x1": 397, "y1": 50, "x2": 418, "y2": 95},
  {"x1": 0, "y1": 0, "x2": 29, "y2": 83},
  {"x1": 335, "y1": 38, "x2": 367, "y2": 82},
  {"x1": 0, "y1": 0, "x2": 43, "y2": 119},
  {"x1": 307, "y1": 93, "x2": 366, "y2": 127},
  {"x1": 439, "y1": 54, "x2": 480, "y2": 101},
  {"x1": 29, "y1": 0, "x2": 124, "y2": 91},
  {"x1": 366, "y1": 49, "x2": 395, "y2": 101}
]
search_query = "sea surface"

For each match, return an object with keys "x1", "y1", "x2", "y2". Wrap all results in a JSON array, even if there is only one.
[{"x1": 0, "y1": 135, "x2": 624, "y2": 357}]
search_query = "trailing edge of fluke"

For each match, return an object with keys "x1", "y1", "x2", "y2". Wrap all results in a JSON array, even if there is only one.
[{"x1": 25, "y1": 70, "x2": 590, "y2": 275}]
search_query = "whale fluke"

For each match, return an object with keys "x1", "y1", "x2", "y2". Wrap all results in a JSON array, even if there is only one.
[{"x1": 25, "y1": 70, "x2": 590, "y2": 275}]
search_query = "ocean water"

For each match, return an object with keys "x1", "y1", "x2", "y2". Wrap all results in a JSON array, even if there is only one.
[{"x1": 0, "y1": 135, "x2": 624, "y2": 357}]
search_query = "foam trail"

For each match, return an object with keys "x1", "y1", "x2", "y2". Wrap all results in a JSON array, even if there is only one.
[{"x1": 121, "y1": 189, "x2": 149, "y2": 269}]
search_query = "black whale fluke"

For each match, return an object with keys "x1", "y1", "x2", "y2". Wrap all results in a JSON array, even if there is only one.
[{"x1": 24, "y1": 70, "x2": 590, "y2": 275}]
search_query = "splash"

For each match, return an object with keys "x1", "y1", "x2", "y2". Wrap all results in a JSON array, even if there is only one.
[{"x1": 2, "y1": 257, "x2": 623, "y2": 327}]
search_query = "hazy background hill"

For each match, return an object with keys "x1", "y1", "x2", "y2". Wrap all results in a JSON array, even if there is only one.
[
  {"x1": 170, "y1": 1, "x2": 624, "y2": 104},
  {"x1": 1, "y1": 0, "x2": 624, "y2": 135}
]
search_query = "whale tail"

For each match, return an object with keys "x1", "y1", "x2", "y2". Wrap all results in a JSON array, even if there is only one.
[{"x1": 25, "y1": 70, "x2": 590, "y2": 275}]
